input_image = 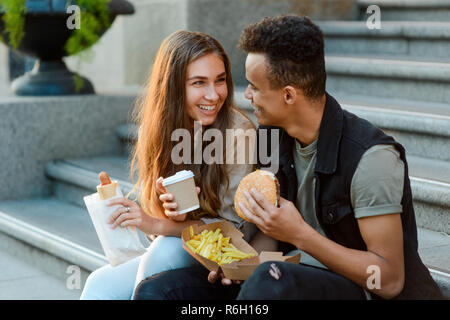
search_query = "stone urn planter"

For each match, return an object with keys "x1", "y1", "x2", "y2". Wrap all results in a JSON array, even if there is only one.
[{"x1": 0, "y1": 0, "x2": 134, "y2": 96}]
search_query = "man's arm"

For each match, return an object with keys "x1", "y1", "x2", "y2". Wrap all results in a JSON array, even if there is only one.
[
  {"x1": 294, "y1": 212, "x2": 405, "y2": 299},
  {"x1": 239, "y1": 191, "x2": 405, "y2": 299}
]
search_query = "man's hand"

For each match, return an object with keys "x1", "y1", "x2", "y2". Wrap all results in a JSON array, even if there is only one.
[{"x1": 238, "y1": 188, "x2": 305, "y2": 245}]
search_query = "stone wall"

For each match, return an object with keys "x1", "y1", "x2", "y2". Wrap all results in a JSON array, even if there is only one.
[
  {"x1": 64, "y1": 0, "x2": 358, "y2": 93},
  {"x1": 0, "y1": 94, "x2": 136, "y2": 201}
]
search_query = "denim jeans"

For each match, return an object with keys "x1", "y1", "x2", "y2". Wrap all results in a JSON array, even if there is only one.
[
  {"x1": 80, "y1": 236, "x2": 201, "y2": 300},
  {"x1": 133, "y1": 261, "x2": 367, "y2": 300}
]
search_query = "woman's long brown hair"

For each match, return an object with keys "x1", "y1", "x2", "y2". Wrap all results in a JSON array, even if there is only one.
[{"x1": 128, "y1": 30, "x2": 237, "y2": 219}]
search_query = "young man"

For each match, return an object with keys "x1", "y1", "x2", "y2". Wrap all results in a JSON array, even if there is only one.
[{"x1": 133, "y1": 15, "x2": 443, "y2": 300}]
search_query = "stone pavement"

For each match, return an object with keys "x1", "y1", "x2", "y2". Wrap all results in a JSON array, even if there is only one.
[{"x1": 0, "y1": 248, "x2": 81, "y2": 300}]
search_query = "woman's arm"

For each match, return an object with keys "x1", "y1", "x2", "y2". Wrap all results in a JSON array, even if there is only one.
[{"x1": 152, "y1": 216, "x2": 205, "y2": 237}]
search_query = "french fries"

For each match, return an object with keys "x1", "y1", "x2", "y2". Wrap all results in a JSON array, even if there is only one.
[{"x1": 186, "y1": 226, "x2": 255, "y2": 266}]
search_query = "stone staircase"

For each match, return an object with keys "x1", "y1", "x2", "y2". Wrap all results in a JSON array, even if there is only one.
[
  {"x1": 323, "y1": 0, "x2": 450, "y2": 294},
  {"x1": 0, "y1": 0, "x2": 448, "y2": 299}
]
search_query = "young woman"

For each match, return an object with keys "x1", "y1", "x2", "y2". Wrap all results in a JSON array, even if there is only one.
[{"x1": 80, "y1": 30, "x2": 277, "y2": 300}]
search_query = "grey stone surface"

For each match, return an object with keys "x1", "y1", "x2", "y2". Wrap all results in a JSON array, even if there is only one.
[
  {"x1": 327, "y1": 74, "x2": 450, "y2": 105},
  {"x1": 0, "y1": 230, "x2": 92, "y2": 284},
  {"x1": 321, "y1": 21, "x2": 450, "y2": 38},
  {"x1": 53, "y1": 181, "x2": 94, "y2": 208},
  {"x1": 407, "y1": 156, "x2": 450, "y2": 185},
  {"x1": 375, "y1": 9, "x2": 450, "y2": 22},
  {"x1": 341, "y1": 103, "x2": 450, "y2": 137},
  {"x1": 326, "y1": 56, "x2": 450, "y2": 82},
  {"x1": 410, "y1": 177, "x2": 450, "y2": 207},
  {"x1": 336, "y1": 105, "x2": 450, "y2": 162},
  {"x1": 358, "y1": 0, "x2": 450, "y2": 6},
  {"x1": 417, "y1": 228, "x2": 450, "y2": 273},
  {"x1": 320, "y1": 21, "x2": 450, "y2": 60},
  {"x1": 0, "y1": 248, "x2": 82, "y2": 300},
  {"x1": 0, "y1": 95, "x2": 136, "y2": 201},
  {"x1": 68, "y1": 0, "x2": 359, "y2": 91},
  {"x1": 384, "y1": 130, "x2": 450, "y2": 162},
  {"x1": 188, "y1": 0, "x2": 358, "y2": 86},
  {"x1": 414, "y1": 201, "x2": 450, "y2": 235},
  {"x1": 45, "y1": 157, "x2": 138, "y2": 207},
  {"x1": 357, "y1": 0, "x2": 450, "y2": 21},
  {"x1": 0, "y1": 198, "x2": 105, "y2": 257}
]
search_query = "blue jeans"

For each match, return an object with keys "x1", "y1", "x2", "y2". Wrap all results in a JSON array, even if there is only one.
[
  {"x1": 133, "y1": 262, "x2": 367, "y2": 300},
  {"x1": 80, "y1": 236, "x2": 200, "y2": 300}
]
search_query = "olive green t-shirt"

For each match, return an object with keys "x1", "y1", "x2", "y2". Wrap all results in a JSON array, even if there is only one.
[{"x1": 291, "y1": 140, "x2": 405, "y2": 269}]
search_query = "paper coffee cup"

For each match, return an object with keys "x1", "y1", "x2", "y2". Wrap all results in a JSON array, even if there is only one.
[{"x1": 162, "y1": 170, "x2": 200, "y2": 214}]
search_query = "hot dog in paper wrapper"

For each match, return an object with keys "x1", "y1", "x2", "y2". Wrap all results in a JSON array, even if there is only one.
[{"x1": 84, "y1": 171, "x2": 146, "y2": 266}]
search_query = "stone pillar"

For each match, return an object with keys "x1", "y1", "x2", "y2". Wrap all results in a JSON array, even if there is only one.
[{"x1": 0, "y1": 43, "x2": 9, "y2": 96}]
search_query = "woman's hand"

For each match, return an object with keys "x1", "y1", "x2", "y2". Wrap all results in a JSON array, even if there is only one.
[
  {"x1": 107, "y1": 197, "x2": 156, "y2": 235},
  {"x1": 207, "y1": 270, "x2": 243, "y2": 286},
  {"x1": 156, "y1": 176, "x2": 201, "y2": 222}
]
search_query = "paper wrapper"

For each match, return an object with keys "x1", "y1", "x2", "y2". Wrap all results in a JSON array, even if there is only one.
[{"x1": 84, "y1": 183, "x2": 146, "y2": 266}]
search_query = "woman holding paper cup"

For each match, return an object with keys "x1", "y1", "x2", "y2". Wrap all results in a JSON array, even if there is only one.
[{"x1": 80, "y1": 30, "x2": 277, "y2": 300}]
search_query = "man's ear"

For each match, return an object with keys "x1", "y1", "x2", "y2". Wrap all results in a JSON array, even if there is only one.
[{"x1": 283, "y1": 86, "x2": 297, "y2": 105}]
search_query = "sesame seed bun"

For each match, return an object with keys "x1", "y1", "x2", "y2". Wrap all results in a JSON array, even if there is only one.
[{"x1": 234, "y1": 170, "x2": 280, "y2": 221}]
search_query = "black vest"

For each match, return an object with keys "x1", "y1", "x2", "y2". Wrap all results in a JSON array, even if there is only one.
[{"x1": 257, "y1": 93, "x2": 443, "y2": 299}]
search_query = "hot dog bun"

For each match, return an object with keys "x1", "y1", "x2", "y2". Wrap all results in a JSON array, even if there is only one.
[{"x1": 234, "y1": 170, "x2": 280, "y2": 222}]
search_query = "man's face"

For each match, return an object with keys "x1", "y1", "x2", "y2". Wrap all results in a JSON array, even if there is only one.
[{"x1": 244, "y1": 53, "x2": 285, "y2": 126}]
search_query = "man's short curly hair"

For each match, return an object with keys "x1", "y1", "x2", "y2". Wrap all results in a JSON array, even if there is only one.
[{"x1": 238, "y1": 15, "x2": 326, "y2": 99}]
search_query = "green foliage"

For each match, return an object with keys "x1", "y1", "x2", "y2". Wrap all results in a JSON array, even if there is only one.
[
  {"x1": 0, "y1": 0, "x2": 112, "y2": 93},
  {"x1": 64, "y1": 0, "x2": 111, "y2": 56},
  {"x1": 0, "y1": 0, "x2": 26, "y2": 50}
]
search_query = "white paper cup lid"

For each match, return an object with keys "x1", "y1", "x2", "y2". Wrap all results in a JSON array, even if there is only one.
[{"x1": 162, "y1": 170, "x2": 195, "y2": 186}]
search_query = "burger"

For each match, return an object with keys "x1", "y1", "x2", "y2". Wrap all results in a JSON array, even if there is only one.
[{"x1": 234, "y1": 169, "x2": 280, "y2": 221}]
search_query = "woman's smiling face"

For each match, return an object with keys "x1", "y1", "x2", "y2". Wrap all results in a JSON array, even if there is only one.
[{"x1": 185, "y1": 53, "x2": 228, "y2": 126}]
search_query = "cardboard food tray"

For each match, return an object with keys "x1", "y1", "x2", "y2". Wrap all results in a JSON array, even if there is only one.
[{"x1": 181, "y1": 221, "x2": 301, "y2": 280}]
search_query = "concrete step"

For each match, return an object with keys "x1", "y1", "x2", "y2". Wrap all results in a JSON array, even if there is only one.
[
  {"x1": 334, "y1": 94, "x2": 450, "y2": 162},
  {"x1": 0, "y1": 198, "x2": 107, "y2": 276},
  {"x1": 319, "y1": 21, "x2": 450, "y2": 61},
  {"x1": 116, "y1": 123, "x2": 137, "y2": 156},
  {"x1": 45, "y1": 157, "x2": 137, "y2": 208},
  {"x1": 0, "y1": 248, "x2": 81, "y2": 299},
  {"x1": 0, "y1": 196, "x2": 447, "y2": 297},
  {"x1": 406, "y1": 157, "x2": 450, "y2": 234},
  {"x1": 357, "y1": 0, "x2": 450, "y2": 21},
  {"x1": 325, "y1": 55, "x2": 450, "y2": 104}
]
